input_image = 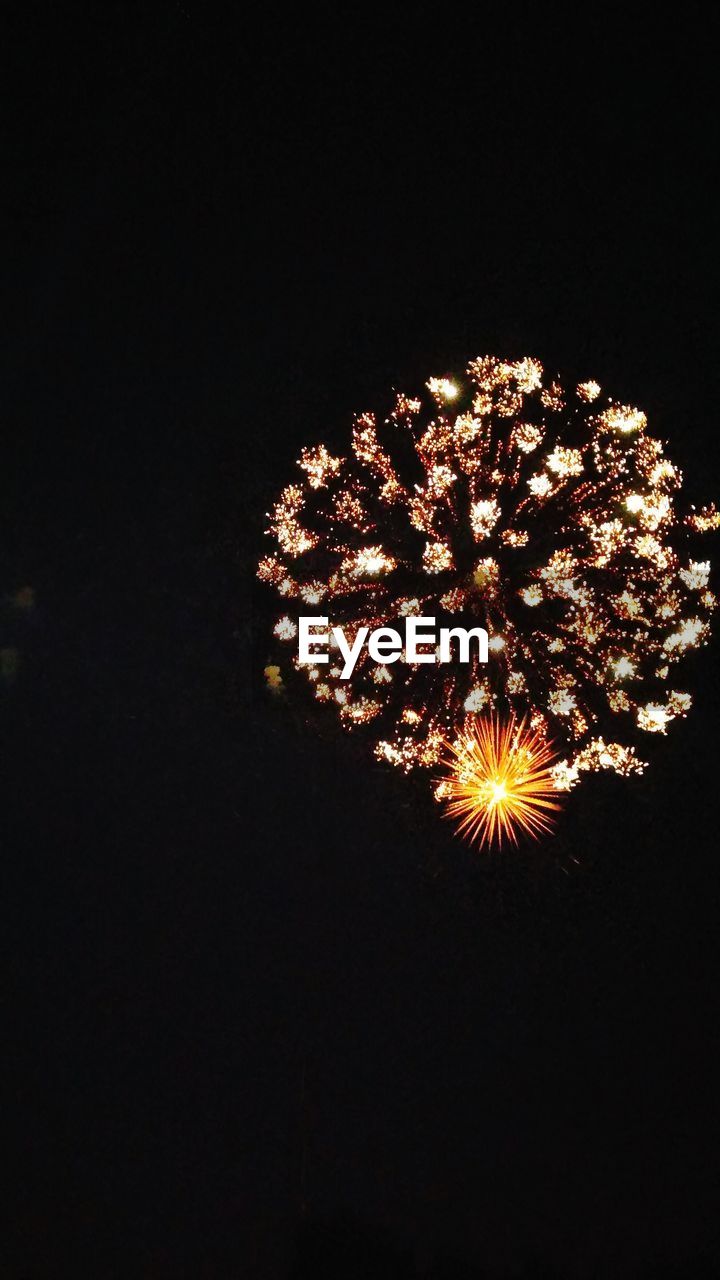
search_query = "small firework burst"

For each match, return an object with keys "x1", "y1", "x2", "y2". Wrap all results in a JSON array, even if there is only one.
[{"x1": 438, "y1": 714, "x2": 562, "y2": 848}]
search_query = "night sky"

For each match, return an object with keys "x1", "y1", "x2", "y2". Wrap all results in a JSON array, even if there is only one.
[{"x1": 4, "y1": 7, "x2": 720, "y2": 1277}]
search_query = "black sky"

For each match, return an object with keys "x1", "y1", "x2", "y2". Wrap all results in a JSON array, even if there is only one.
[{"x1": 3, "y1": 6, "x2": 720, "y2": 1277}]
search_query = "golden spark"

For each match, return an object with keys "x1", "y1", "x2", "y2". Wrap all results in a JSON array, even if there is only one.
[{"x1": 439, "y1": 715, "x2": 562, "y2": 848}]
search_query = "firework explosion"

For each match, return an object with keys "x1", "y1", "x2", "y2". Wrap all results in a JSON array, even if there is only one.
[
  {"x1": 440, "y1": 714, "x2": 561, "y2": 847},
  {"x1": 258, "y1": 356, "x2": 718, "y2": 843}
]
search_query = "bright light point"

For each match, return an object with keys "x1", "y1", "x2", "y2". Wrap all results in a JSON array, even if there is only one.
[
  {"x1": 520, "y1": 585, "x2": 543, "y2": 607},
  {"x1": 343, "y1": 546, "x2": 397, "y2": 578},
  {"x1": 464, "y1": 687, "x2": 488, "y2": 713},
  {"x1": 274, "y1": 616, "x2": 297, "y2": 641},
  {"x1": 602, "y1": 405, "x2": 647, "y2": 434},
  {"x1": 488, "y1": 635, "x2": 505, "y2": 651},
  {"x1": 612, "y1": 656, "x2": 636, "y2": 680},
  {"x1": 428, "y1": 376, "x2": 459, "y2": 401},
  {"x1": 528, "y1": 473, "x2": 552, "y2": 498},
  {"x1": 577, "y1": 380, "x2": 601, "y2": 402}
]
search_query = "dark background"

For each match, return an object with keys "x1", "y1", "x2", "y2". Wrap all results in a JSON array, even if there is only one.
[{"x1": 3, "y1": 5, "x2": 720, "y2": 1276}]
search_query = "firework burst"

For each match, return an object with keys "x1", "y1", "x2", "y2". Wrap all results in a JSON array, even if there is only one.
[
  {"x1": 438, "y1": 714, "x2": 561, "y2": 848},
  {"x1": 258, "y1": 355, "x2": 719, "y2": 843}
]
